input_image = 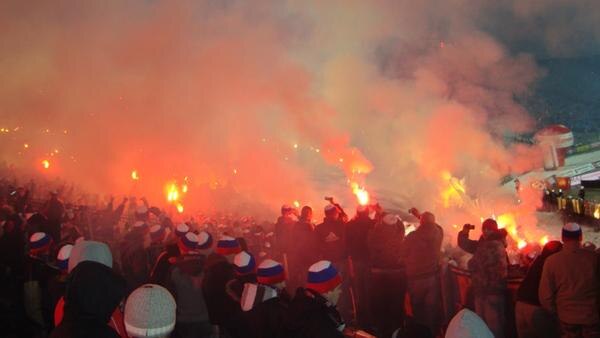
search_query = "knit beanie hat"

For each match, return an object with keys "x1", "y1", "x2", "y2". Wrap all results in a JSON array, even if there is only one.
[
  {"x1": 175, "y1": 223, "x2": 189, "y2": 237},
  {"x1": 257, "y1": 259, "x2": 286, "y2": 285},
  {"x1": 149, "y1": 225, "x2": 167, "y2": 244},
  {"x1": 482, "y1": 218, "x2": 498, "y2": 232},
  {"x1": 197, "y1": 231, "x2": 213, "y2": 250},
  {"x1": 216, "y1": 236, "x2": 241, "y2": 255},
  {"x1": 562, "y1": 223, "x2": 582, "y2": 240},
  {"x1": 124, "y1": 284, "x2": 176, "y2": 338},
  {"x1": 68, "y1": 240, "x2": 113, "y2": 273},
  {"x1": 306, "y1": 260, "x2": 342, "y2": 294},
  {"x1": 178, "y1": 232, "x2": 199, "y2": 253},
  {"x1": 445, "y1": 308, "x2": 493, "y2": 338},
  {"x1": 29, "y1": 232, "x2": 53, "y2": 255},
  {"x1": 56, "y1": 244, "x2": 73, "y2": 271},
  {"x1": 233, "y1": 251, "x2": 256, "y2": 276}
]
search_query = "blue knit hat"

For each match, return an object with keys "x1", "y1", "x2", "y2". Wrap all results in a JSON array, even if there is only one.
[
  {"x1": 257, "y1": 259, "x2": 286, "y2": 285},
  {"x1": 30, "y1": 232, "x2": 53, "y2": 255},
  {"x1": 56, "y1": 244, "x2": 73, "y2": 271}
]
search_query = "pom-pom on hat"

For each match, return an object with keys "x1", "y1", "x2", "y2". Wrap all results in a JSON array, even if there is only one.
[
  {"x1": 197, "y1": 231, "x2": 213, "y2": 250},
  {"x1": 29, "y1": 232, "x2": 53, "y2": 255},
  {"x1": 56, "y1": 244, "x2": 73, "y2": 271},
  {"x1": 562, "y1": 222, "x2": 582, "y2": 239},
  {"x1": 149, "y1": 225, "x2": 166, "y2": 244},
  {"x1": 306, "y1": 260, "x2": 342, "y2": 294},
  {"x1": 175, "y1": 223, "x2": 190, "y2": 237},
  {"x1": 216, "y1": 236, "x2": 241, "y2": 255},
  {"x1": 124, "y1": 284, "x2": 176, "y2": 338},
  {"x1": 233, "y1": 251, "x2": 256, "y2": 275},
  {"x1": 257, "y1": 259, "x2": 286, "y2": 285}
]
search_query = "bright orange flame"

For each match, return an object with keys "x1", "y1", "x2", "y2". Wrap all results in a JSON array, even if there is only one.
[
  {"x1": 517, "y1": 240, "x2": 527, "y2": 250},
  {"x1": 182, "y1": 184, "x2": 188, "y2": 193},
  {"x1": 42, "y1": 160, "x2": 50, "y2": 169},
  {"x1": 293, "y1": 200, "x2": 300, "y2": 208},
  {"x1": 176, "y1": 203, "x2": 184, "y2": 213},
  {"x1": 539, "y1": 236, "x2": 549, "y2": 246},
  {"x1": 351, "y1": 182, "x2": 370, "y2": 206},
  {"x1": 594, "y1": 207, "x2": 600, "y2": 219},
  {"x1": 131, "y1": 170, "x2": 139, "y2": 181}
]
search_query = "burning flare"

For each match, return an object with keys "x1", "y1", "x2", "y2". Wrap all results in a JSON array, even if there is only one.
[
  {"x1": 42, "y1": 159, "x2": 50, "y2": 169},
  {"x1": 350, "y1": 182, "x2": 370, "y2": 206},
  {"x1": 131, "y1": 170, "x2": 139, "y2": 181},
  {"x1": 440, "y1": 171, "x2": 466, "y2": 208}
]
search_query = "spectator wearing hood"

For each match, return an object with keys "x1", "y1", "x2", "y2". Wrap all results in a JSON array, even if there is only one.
[
  {"x1": 124, "y1": 284, "x2": 176, "y2": 338},
  {"x1": 539, "y1": 223, "x2": 600, "y2": 337},
  {"x1": 50, "y1": 261, "x2": 126, "y2": 338},
  {"x1": 368, "y1": 213, "x2": 406, "y2": 337},
  {"x1": 515, "y1": 240, "x2": 563, "y2": 338},
  {"x1": 467, "y1": 219, "x2": 508, "y2": 338},
  {"x1": 399, "y1": 211, "x2": 443, "y2": 336},
  {"x1": 166, "y1": 232, "x2": 212, "y2": 338},
  {"x1": 284, "y1": 260, "x2": 346, "y2": 338}
]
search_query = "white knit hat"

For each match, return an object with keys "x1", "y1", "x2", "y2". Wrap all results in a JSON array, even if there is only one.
[
  {"x1": 125, "y1": 284, "x2": 176, "y2": 338},
  {"x1": 68, "y1": 240, "x2": 113, "y2": 273}
]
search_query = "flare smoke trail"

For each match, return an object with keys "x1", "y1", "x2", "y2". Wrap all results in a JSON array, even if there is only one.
[{"x1": 0, "y1": 1, "x2": 598, "y2": 224}]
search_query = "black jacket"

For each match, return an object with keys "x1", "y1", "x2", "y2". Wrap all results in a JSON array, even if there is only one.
[
  {"x1": 315, "y1": 218, "x2": 347, "y2": 262},
  {"x1": 202, "y1": 254, "x2": 236, "y2": 326},
  {"x1": 50, "y1": 261, "x2": 126, "y2": 338},
  {"x1": 245, "y1": 288, "x2": 291, "y2": 338},
  {"x1": 283, "y1": 288, "x2": 345, "y2": 338},
  {"x1": 345, "y1": 215, "x2": 375, "y2": 262}
]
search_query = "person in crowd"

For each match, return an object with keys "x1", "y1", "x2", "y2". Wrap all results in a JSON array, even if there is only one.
[
  {"x1": 539, "y1": 223, "x2": 600, "y2": 337},
  {"x1": 467, "y1": 218, "x2": 509, "y2": 338},
  {"x1": 242, "y1": 259, "x2": 290, "y2": 338},
  {"x1": 345, "y1": 204, "x2": 379, "y2": 326},
  {"x1": 25, "y1": 232, "x2": 58, "y2": 336},
  {"x1": 167, "y1": 233, "x2": 211, "y2": 338},
  {"x1": 578, "y1": 186, "x2": 586, "y2": 200},
  {"x1": 48, "y1": 244, "x2": 73, "y2": 327},
  {"x1": 0, "y1": 212, "x2": 25, "y2": 277},
  {"x1": 368, "y1": 213, "x2": 406, "y2": 337},
  {"x1": 284, "y1": 260, "x2": 346, "y2": 338},
  {"x1": 202, "y1": 236, "x2": 241, "y2": 335},
  {"x1": 287, "y1": 205, "x2": 318, "y2": 292},
  {"x1": 315, "y1": 203, "x2": 350, "y2": 320},
  {"x1": 458, "y1": 218, "x2": 502, "y2": 254},
  {"x1": 11, "y1": 186, "x2": 30, "y2": 213},
  {"x1": 227, "y1": 250, "x2": 258, "y2": 301},
  {"x1": 60, "y1": 210, "x2": 83, "y2": 245},
  {"x1": 43, "y1": 191, "x2": 65, "y2": 244},
  {"x1": 274, "y1": 204, "x2": 297, "y2": 260},
  {"x1": 146, "y1": 225, "x2": 169, "y2": 265},
  {"x1": 124, "y1": 284, "x2": 176, "y2": 338},
  {"x1": 399, "y1": 211, "x2": 443, "y2": 337},
  {"x1": 515, "y1": 240, "x2": 563, "y2": 338},
  {"x1": 50, "y1": 261, "x2": 126, "y2": 338},
  {"x1": 119, "y1": 209, "x2": 152, "y2": 292},
  {"x1": 149, "y1": 242, "x2": 180, "y2": 287}
]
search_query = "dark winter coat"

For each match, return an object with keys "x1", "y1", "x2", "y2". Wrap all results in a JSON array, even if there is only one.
[
  {"x1": 275, "y1": 216, "x2": 296, "y2": 255},
  {"x1": 50, "y1": 261, "x2": 126, "y2": 338},
  {"x1": 315, "y1": 217, "x2": 347, "y2": 262},
  {"x1": 468, "y1": 232, "x2": 508, "y2": 295},
  {"x1": 283, "y1": 288, "x2": 345, "y2": 338},
  {"x1": 202, "y1": 254, "x2": 236, "y2": 326},
  {"x1": 517, "y1": 242, "x2": 562, "y2": 306},
  {"x1": 245, "y1": 288, "x2": 291, "y2": 338},
  {"x1": 167, "y1": 253, "x2": 210, "y2": 323},
  {"x1": 345, "y1": 215, "x2": 375, "y2": 262},
  {"x1": 368, "y1": 220, "x2": 405, "y2": 269},
  {"x1": 400, "y1": 221, "x2": 443, "y2": 279}
]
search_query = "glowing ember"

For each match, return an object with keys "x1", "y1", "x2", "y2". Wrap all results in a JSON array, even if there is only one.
[
  {"x1": 351, "y1": 182, "x2": 370, "y2": 206},
  {"x1": 42, "y1": 159, "x2": 50, "y2": 169},
  {"x1": 182, "y1": 184, "x2": 188, "y2": 193},
  {"x1": 594, "y1": 207, "x2": 600, "y2": 219},
  {"x1": 166, "y1": 183, "x2": 180, "y2": 202},
  {"x1": 293, "y1": 200, "x2": 300, "y2": 208},
  {"x1": 23, "y1": 143, "x2": 29, "y2": 149},
  {"x1": 131, "y1": 170, "x2": 139, "y2": 180},
  {"x1": 517, "y1": 240, "x2": 527, "y2": 250},
  {"x1": 176, "y1": 203, "x2": 184, "y2": 213},
  {"x1": 539, "y1": 236, "x2": 549, "y2": 246}
]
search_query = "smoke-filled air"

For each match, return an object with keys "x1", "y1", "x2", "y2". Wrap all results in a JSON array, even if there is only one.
[{"x1": 2, "y1": 0, "x2": 598, "y2": 242}]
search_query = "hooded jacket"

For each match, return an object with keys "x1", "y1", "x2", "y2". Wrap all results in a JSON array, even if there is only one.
[
  {"x1": 400, "y1": 221, "x2": 443, "y2": 279},
  {"x1": 50, "y1": 261, "x2": 126, "y2": 338},
  {"x1": 468, "y1": 231, "x2": 508, "y2": 295},
  {"x1": 283, "y1": 288, "x2": 345, "y2": 338}
]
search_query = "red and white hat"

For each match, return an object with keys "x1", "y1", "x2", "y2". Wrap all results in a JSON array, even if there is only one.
[
  {"x1": 178, "y1": 232, "x2": 199, "y2": 253},
  {"x1": 257, "y1": 259, "x2": 286, "y2": 285},
  {"x1": 215, "y1": 236, "x2": 241, "y2": 256},
  {"x1": 197, "y1": 231, "x2": 213, "y2": 250},
  {"x1": 149, "y1": 225, "x2": 167, "y2": 244},
  {"x1": 29, "y1": 232, "x2": 53, "y2": 255},
  {"x1": 306, "y1": 260, "x2": 341, "y2": 294},
  {"x1": 175, "y1": 223, "x2": 190, "y2": 237}
]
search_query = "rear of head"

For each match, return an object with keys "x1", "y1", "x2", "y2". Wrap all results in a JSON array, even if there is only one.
[
  {"x1": 68, "y1": 240, "x2": 113, "y2": 273},
  {"x1": 356, "y1": 205, "x2": 369, "y2": 218},
  {"x1": 281, "y1": 204, "x2": 293, "y2": 217},
  {"x1": 541, "y1": 240, "x2": 563, "y2": 258},
  {"x1": 561, "y1": 223, "x2": 582, "y2": 244},
  {"x1": 324, "y1": 205, "x2": 339, "y2": 220},
  {"x1": 125, "y1": 284, "x2": 176, "y2": 338},
  {"x1": 306, "y1": 260, "x2": 342, "y2": 306},
  {"x1": 481, "y1": 218, "x2": 499, "y2": 239},
  {"x1": 420, "y1": 212, "x2": 435, "y2": 227}
]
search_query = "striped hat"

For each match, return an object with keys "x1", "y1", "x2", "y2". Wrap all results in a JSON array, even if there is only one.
[
  {"x1": 233, "y1": 251, "x2": 256, "y2": 276},
  {"x1": 216, "y1": 236, "x2": 241, "y2": 255},
  {"x1": 149, "y1": 225, "x2": 166, "y2": 243},
  {"x1": 29, "y1": 232, "x2": 53, "y2": 254},
  {"x1": 197, "y1": 231, "x2": 213, "y2": 250},
  {"x1": 306, "y1": 260, "x2": 342, "y2": 294},
  {"x1": 56, "y1": 244, "x2": 74, "y2": 271},
  {"x1": 178, "y1": 232, "x2": 199, "y2": 252},
  {"x1": 175, "y1": 223, "x2": 190, "y2": 237},
  {"x1": 257, "y1": 259, "x2": 286, "y2": 285},
  {"x1": 124, "y1": 284, "x2": 176, "y2": 338}
]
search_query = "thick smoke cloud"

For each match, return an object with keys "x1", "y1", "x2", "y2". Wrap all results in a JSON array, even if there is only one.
[{"x1": 0, "y1": 0, "x2": 596, "y2": 224}]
